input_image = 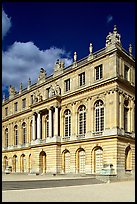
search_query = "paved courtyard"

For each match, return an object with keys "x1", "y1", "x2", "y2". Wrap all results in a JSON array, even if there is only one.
[{"x1": 2, "y1": 174, "x2": 135, "y2": 202}]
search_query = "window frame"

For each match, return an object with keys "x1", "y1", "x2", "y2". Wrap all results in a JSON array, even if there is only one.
[
  {"x1": 31, "y1": 95, "x2": 33, "y2": 104},
  {"x1": 95, "y1": 100, "x2": 104, "y2": 132},
  {"x1": 22, "y1": 98, "x2": 26, "y2": 109},
  {"x1": 14, "y1": 102, "x2": 18, "y2": 112},
  {"x1": 5, "y1": 107, "x2": 8, "y2": 116},
  {"x1": 22, "y1": 123, "x2": 26, "y2": 144},
  {"x1": 79, "y1": 72, "x2": 85, "y2": 87},
  {"x1": 78, "y1": 105, "x2": 86, "y2": 135},
  {"x1": 124, "y1": 65, "x2": 129, "y2": 81},
  {"x1": 5, "y1": 128, "x2": 8, "y2": 148},
  {"x1": 64, "y1": 79, "x2": 70, "y2": 92},
  {"x1": 14, "y1": 125, "x2": 18, "y2": 146},
  {"x1": 95, "y1": 64, "x2": 103, "y2": 80},
  {"x1": 64, "y1": 109, "x2": 71, "y2": 137}
]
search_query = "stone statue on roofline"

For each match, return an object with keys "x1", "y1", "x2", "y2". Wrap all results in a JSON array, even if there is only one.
[
  {"x1": 37, "y1": 67, "x2": 47, "y2": 83},
  {"x1": 9, "y1": 85, "x2": 16, "y2": 98},
  {"x1": 105, "y1": 25, "x2": 122, "y2": 48},
  {"x1": 54, "y1": 59, "x2": 64, "y2": 77}
]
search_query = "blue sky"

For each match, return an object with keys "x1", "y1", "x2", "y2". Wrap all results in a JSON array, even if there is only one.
[{"x1": 2, "y1": 2, "x2": 135, "y2": 98}]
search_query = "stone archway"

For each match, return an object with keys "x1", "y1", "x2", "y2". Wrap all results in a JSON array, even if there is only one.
[
  {"x1": 28, "y1": 154, "x2": 31, "y2": 173},
  {"x1": 20, "y1": 154, "x2": 26, "y2": 173},
  {"x1": 76, "y1": 148, "x2": 86, "y2": 174},
  {"x1": 13, "y1": 155, "x2": 17, "y2": 172},
  {"x1": 125, "y1": 146, "x2": 132, "y2": 171},
  {"x1": 3, "y1": 156, "x2": 8, "y2": 171},
  {"x1": 93, "y1": 147, "x2": 103, "y2": 174},
  {"x1": 39, "y1": 151, "x2": 46, "y2": 174},
  {"x1": 62, "y1": 149, "x2": 70, "y2": 173}
]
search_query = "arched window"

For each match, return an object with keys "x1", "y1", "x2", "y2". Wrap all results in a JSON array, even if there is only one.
[
  {"x1": 14, "y1": 125, "x2": 18, "y2": 146},
  {"x1": 64, "y1": 109, "x2": 71, "y2": 137},
  {"x1": 95, "y1": 100, "x2": 104, "y2": 132},
  {"x1": 125, "y1": 146, "x2": 132, "y2": 171},
  {"x1": 22, "y1": 122, "x2": 26, "y2": 144},
  {"x1": 5, "y1": 128, "x2": 8, "y2": 148},
  {"x1": 78, "y1": 105, "x2": 86, "y2": 135},
  {"x1": 124, "y1": 100, "x2": 129, "y2": 132}
]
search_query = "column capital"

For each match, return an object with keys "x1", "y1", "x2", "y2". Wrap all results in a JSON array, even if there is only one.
[
  {"x1": 33, "y1": 112, "x2": 37, "y2": 116},
  {"x1": 36, "y1": 110, "x2": 42, "y2": 114},
  {"x1": 49, "y1": 106, "x2": 54, "y2": 110}
]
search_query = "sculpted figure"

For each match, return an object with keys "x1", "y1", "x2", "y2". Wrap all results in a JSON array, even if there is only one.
[
  {"x1": 49, "y1": 85, "x2": 55, "y2": 98},
  {"x1": 55, "y1": 83, "x2": 61, "y2": 96}
]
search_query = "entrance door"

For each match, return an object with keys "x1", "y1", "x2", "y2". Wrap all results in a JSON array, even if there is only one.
[
  {"x1": 79, "y1": 150, "x2": 85, "y2": 173},
  {"x1": 95, "y1": 148, "x2": 103, "y2": 173},
  {"x1": 65, "y1": 151, "x2": 70, "y2": 173}
]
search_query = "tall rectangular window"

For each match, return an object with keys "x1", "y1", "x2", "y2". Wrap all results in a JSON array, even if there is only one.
[
  {"x1": 65, "y1": 79, "x2": 70, "y2": 92},
  {"x1": 95, "y1": 64, "x2": 103, "y2": 80},
  {"x1": 22, "y1": 98, "x2": 26, "y2": 109},
  {"x1": 124, "y1": 107, "x2": 128, "y2": 132},
  {"x1": 79, "y1": 72, "x2": 85, "y2": 86},
  {"x1": 14, "y1": 126, "x2": 18, "y2": 146},
  {"x1": 31, "y1": 95, "x2": 33, "y2": 104},
  {"x1": 5, "y1": 107, "x2": 8, "y2": 116},
  {"x1": 46, "y1": 87, "x2": 50, "y2": 98},
  {"x1": 124, "y1": 65, "x2": 129, "y2": 81},
  {"x1": 95, "y1": 100, "x2": 104, "y2": 132},
  {"x1": 78, "y1": 106, "x2": 86, "y2": 135},
  {"x1": 64, "y1": 110, "x2": 71, "y2": 137},
  {"x1": 5, "y1": 129, "x2": 8, "y2": 148},
  {"x1": 14, "y1": 102, "x2": 18, "y2": 112}
]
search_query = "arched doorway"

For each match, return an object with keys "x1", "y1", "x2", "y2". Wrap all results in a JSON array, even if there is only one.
[
  {"x1": 20, "y1": 154, "x2": 26, "y2": 173},
  {"x1": 62, "y1": 150, "x2": 70, "y2": 173},
  {"x1": 28, "y1": 154, "x2": 31, "y2": 173},
  {"x1": 125, "y1": 146, "x2": 132, "y2": 171},
  {"x1": 76, "y1": 148, "x2": 86, "y2": 174},
  {"x1": 39, "y1": 151, "x2": 46, "y2": 174},
  {"x1": 94, "y1": 147, "x2": 103, "y2": 174},
  {"x1": 3, "y1": 156, "x2": 8, "y2": 171},
  {"x1": 13, "y1": 155, "x2": 17, "y2": 172}
]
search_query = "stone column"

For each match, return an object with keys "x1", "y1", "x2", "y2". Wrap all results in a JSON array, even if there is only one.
[
  {"x1": 119, "y1": 57, "x2": 122, "y2": 77},
  {"x1": 129, "y1": 99, "x2": 134, "y2": 133},
  {"x1": 86, "y1": 98, "x2": 91, "y2": 137},
  {"x1": 114, "y1": 89, "x2": 119, "y2": 128},
  {"x1": 72, "y1": 103, "x2": 76, "y2": 139},
  {"x1": 49, "y1": 108, "x2": 52, "y2": 137},
  {"x1": 119, "y1": 93, "x2": 124, "y2": 130},
  {"x1": 2, "y1": 126, "x2": 5, "y2": 148},
  {"x1": 18, "y1": 120, "x2": 22, "y2": 145},
  {"x1": 32, "y1": 114, "x2": 36, "y2": 140},
  {"x1": 54, "y1": 106, "x2": 59, "y2": 136},
  {"x1": 131, "y1": 100, "x2": 135, "y2": 132},
  {"x1": 37, "y1": 112, "x2": 41, "y2": 139},
  {"x1": 105, "y1": 92, "x2": 110, "y2": 129},
  {"x1": 26, "y1": 118, "x2": 29, "y2": 144}
]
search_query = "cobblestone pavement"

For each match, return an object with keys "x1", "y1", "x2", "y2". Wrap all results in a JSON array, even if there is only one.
[{"x1": 2, "y1": 173, "x2": 135, "y2": 202}]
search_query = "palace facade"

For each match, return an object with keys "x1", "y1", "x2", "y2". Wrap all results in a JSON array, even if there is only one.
[{"x1": 2, "y1": 26, "x2": 135, "y2": 179}]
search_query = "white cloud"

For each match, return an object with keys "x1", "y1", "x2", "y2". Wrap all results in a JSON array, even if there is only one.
[
  {"x1": 2, "y1": 41, "x2": 73, "y2": 92},
  {"x1": 107, "y1": 15, "x2": 113, "y2": 24},
  {"x1": 2, "y1": 8, "x2": 12, "y2": 39}
]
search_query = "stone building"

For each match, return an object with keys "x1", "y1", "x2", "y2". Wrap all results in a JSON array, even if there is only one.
[{"x1": 2, "y1": 26, "x2": 135, "y2": 179}]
